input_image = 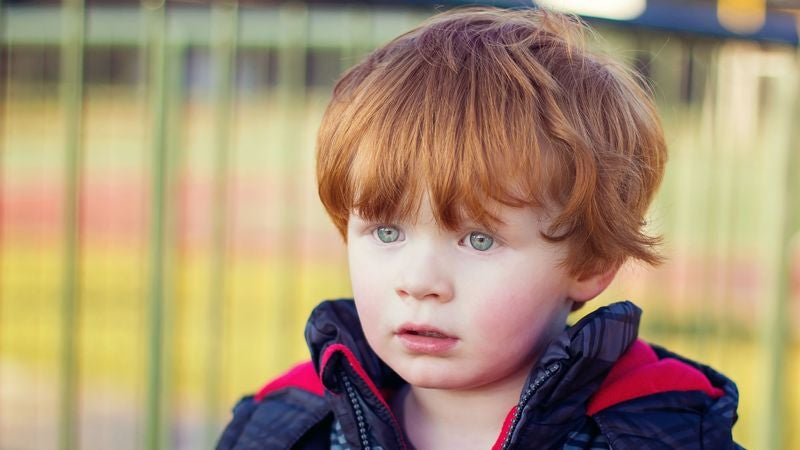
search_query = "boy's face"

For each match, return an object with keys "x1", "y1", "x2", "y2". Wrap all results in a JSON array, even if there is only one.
[{"x1": 346, "y1": 196, "x2": 580, "y2": 391}]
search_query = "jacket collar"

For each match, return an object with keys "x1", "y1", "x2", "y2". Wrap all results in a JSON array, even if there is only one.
[
  {"x1": 305, "y1": 300, "x2": 407, "y2": 449},
  {"x1": 305, "y1": 299, "x2": 405, "y2": 393},
  {"x1": 491, "y1": 301, "x2": 643, "y2": 448},
  {"x1": 304, "y1": 299, "x2": 642, "y2": 393},
  {"x1": 303, "y1": 299, "x2": 644, "y2": 449}
]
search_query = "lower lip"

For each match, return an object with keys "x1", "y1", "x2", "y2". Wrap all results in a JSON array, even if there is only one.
[{"x1": 396, "y1": 333, "x2": 459, "y2": 354}]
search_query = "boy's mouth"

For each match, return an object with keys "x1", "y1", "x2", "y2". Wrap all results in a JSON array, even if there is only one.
[
  {"x1": 396, "y1": 324, "x2": 456, "y2": 339},
  {"x1": 396, "y1": 324, "x2": 459, "y2": 354}
]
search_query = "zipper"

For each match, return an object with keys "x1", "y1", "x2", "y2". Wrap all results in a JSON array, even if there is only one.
[
  {"x1": 499, "y1": 362, "x2": 562, "y2": 450},
  {"x1": 342, "y1": 372, "x2": 371, "y2": 449},
  {"x1": 327, "y1": 347, "x2": 408, "y2": 450}
]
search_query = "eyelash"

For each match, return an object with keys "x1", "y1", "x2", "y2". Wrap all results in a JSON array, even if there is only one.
[{"x1": 366, "y1": 223, "x2": 500, "y2": 252}]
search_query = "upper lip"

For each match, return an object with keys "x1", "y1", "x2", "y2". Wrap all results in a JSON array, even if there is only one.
[{"x1": 396, "y1": 323, "x2": 457, "y2": 339}]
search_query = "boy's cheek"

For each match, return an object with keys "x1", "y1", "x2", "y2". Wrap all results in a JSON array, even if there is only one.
[
  {"x1": 349, "y1": 254, "x2": 387, "y2": 291},
  {"x1": 469, "y1": 280, "x2": 569, "y2": 325},
  {"x1": 349, "y1": 255, "x2": 391, "y2": 307},
  {"x1": 347, "y1": 241, "x2": 373, "y2": 275}
]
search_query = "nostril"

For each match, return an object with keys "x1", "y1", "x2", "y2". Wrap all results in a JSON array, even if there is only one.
[{"x1": 397, "y1": 287, "x2": 442, "y2": 301}]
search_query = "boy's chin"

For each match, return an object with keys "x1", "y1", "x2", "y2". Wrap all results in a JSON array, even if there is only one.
[
  {"x1": 401, "y1": 375, "x2": 467, "y2": 390},
  {"x1": 392, "y1": 364, "x2": 489, "y2": 391},
  {"x1": 389, "y1": 362, "x2": 454, "y2": 388}
]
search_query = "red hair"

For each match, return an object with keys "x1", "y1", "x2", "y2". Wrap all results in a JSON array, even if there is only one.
[{"x1": 316, "y1": 7, "x2": 667, "y2": 277}]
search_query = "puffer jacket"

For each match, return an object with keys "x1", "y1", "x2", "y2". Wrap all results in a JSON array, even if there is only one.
[{"x1": 217, "y1": 300, "x2": 742, "y2": 449}]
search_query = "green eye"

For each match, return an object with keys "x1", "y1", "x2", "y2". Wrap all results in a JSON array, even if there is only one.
[
  {"x1": 469, "y1": 232, "x2": 494, "y2": 251},
  {"x1": 375, "y1": 226, "x2": 401, "y2": 243}
]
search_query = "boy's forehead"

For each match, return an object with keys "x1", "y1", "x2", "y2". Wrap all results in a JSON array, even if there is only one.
[{"x1": 350, "y1": 190, "x2": 555, "y2": 234}]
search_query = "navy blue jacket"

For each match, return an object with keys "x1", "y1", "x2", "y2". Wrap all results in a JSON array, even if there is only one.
[{"x1": 217, "y1": 300, "x2": 742, "y2": 449}]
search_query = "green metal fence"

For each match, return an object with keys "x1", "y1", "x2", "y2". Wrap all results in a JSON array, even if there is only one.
[{"x1": 1, "y1": 2, "x2": 798, "y2": 450}]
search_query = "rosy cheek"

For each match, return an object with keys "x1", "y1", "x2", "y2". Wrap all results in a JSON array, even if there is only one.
[
  {"x1": 473, "y1": 283, "x2": 555, "y2": 337},
  {"x1": 471, "y1": 296, "x2": 529, "y2": 341},
  {"x1": 353, "y1": 300, "x2": 381, "y2": 343},
  {"x1": 352, "y1": 272, "x2": 385, "y2": 317}
]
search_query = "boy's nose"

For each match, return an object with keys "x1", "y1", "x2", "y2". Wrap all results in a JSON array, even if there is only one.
[{"x1": 394, "y1": 244, "x2": 454, "y2": 303}]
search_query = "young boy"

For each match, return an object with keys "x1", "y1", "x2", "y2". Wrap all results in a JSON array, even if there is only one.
[{"x1": 218, "y1": 7, "x2": 740, "y2": 450}]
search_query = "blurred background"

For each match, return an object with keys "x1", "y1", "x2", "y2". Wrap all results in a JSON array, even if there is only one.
[{"x1": 1, "y1": 0, "x2": 799, "y2": 449}]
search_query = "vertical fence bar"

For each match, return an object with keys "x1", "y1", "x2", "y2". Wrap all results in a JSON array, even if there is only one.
[
  {"x1": 207, "y1": 1, "x2": 237, "y2": 444},
  {"x1": 783, "y1": 52, "x2": 800, "y2": 449},
  {"x1": 274, "y1": 1, "x2": 307, "y2": 365},
  {"x1": 704, "y1": 44, "x2": 733, "y2": 363},
  {"x1": 159, "y1": 37, "x2": 183, "y2": 450},
  {"x1": 143, "y1": 0, "x2": 168, "y2": 449},
  {"x1": 59, "y1": 0, "x2": 85, "y2": 449},
  {"x1": 0, "y1": 0, "x2": 6, "y2": 437},
  {"x1": 343, "y1": 7, "x2": 373, "y2": 65}
]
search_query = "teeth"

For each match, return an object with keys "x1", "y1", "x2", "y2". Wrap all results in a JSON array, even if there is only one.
[
  {"x1": 422, "y1": 331, "x2": 444, "y2": 337},
  {"x1": 412, "y1": 330, "x2": 446, "y2": 338}
]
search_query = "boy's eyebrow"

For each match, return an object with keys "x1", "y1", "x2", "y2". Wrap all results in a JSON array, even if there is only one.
[
  {"x1": 451, "y1": 217, "x2": 504, "y2": 235},
  {"x1": 349, "y1": 211, "x2": 404, "y2": 225}
]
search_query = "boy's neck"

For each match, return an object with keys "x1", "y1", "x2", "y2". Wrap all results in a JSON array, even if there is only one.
[{"x1": 393, "y1": 361, "x2": 534, "y2": 450}]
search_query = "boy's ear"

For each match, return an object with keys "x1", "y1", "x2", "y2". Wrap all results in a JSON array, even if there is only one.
[{"x1": 568, "y1": 265, "x2": 619, "y2": 304}]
